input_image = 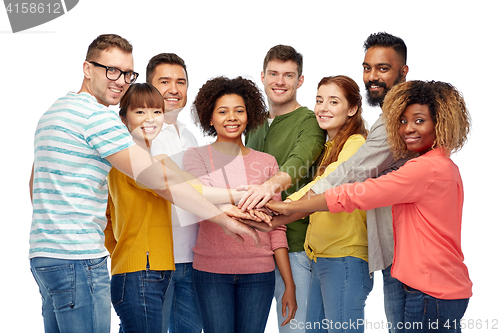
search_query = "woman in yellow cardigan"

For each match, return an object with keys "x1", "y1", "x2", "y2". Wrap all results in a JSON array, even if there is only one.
[
  {"x1": 104, "y1": 83, "x2": 175, "y2": 332},
  {"x1": 288, "y1": 76, "x2": 371, "y2": 332}
]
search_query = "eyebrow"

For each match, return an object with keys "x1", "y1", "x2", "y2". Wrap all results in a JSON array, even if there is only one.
[
  {"x1": 267, "y1": 70, "x2": 296, "y2": 75},
  {"x1": 317, "y1": 95, "x2": 341, "y2": 99},
  {"x1": 362, "y1": 62, "x2": 393, "y2": 68},
  {"x1": 158, "y1": 76, "x2": 187, "y2": 81}
]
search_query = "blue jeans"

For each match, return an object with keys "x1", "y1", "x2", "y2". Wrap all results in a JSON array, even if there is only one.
[
  {"x1": 163, "y1": 263, "x2": 202, "y2": 333},
  {"x1": 111, "y1": 269, "x2": 171, "y2": 333},
  {"x1": 305, "y1": 256, "x2": 373, "y2": 333},
  {"x1": 276, "y1": 251, "x2": 312, "y2": 332},
  {"x1": 403, "y1": 285, "x2": 468, "y2": 333},
  {"x1": 30, "y1": 256, "x2": 111, "y2": 333},
  {"x1": 193, "y1": 269, "x2": 275, "y2": 333},
  {"x1": 383, "y1": 265, "x2": 406, "y2": 333}
]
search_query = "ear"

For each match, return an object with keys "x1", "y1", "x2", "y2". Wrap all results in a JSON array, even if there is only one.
[
  {"x1": 83, "y1": 61, "x2": 92, "y2": 79},
  {"x1": 210, "y1": 119, "x2": 213, "y2": 126},
  {"x1": 260, "y1": 71, "x2": 265, "y2": 84},
  {"x1": 297, "y1": 75, "x2": 304, "y2": 89},
  {"x1": 120, "y1": 115, "x2": 127, "y2": 126},
  {"x1": 400, "y1": 65, "x2": 409, "y2": 82},
  {"x1": 347, "y1": 106, "x2": 358, "y2": 117}
]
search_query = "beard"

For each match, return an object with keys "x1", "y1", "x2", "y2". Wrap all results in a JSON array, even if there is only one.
[{"x1": 365, "y1": 74, "x2": 403, "y2": 107}]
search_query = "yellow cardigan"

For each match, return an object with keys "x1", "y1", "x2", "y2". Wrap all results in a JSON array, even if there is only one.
[
  {"x1": 288, "y1": 134, "x2": 368, "y2": 262},
  {"x1": 105, "y1": 167, "x2": 175, "y2": 275}
]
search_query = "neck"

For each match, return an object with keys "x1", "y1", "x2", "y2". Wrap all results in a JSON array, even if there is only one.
[
  {"x1": 164, "y1": 111, "x2": 180, "y2": 135},
  {"x1": 268, "y1": 99, "x2": 301, "y2": 118},
  {"x1": 212, "y1": 139, "x2": 249, "y2": 155},
  {"x1": 326, "y1": 129, "x2": 339, "y2": 141}
]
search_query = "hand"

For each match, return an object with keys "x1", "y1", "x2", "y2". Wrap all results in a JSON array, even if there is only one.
[
  {"x1": 236, "y1": 183, "x2": 277, "y2": 211},
  {"x1": 238, "y1": 218, "x2": 276, "y2": 233},
  {"x1": 266, "y1": 199, "x2": 292, "y2": 216},
  {"x1": 218, "y1": 215, "x2": 262, "y2": 247},
  {"x1": 281, "y1": 287, "x2": 297, "y2": 326},
  {"x1": 219, "y1": 204, "x2": 272, "y2": 227}
]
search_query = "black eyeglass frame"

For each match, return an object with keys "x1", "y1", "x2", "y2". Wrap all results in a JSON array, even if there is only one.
[{"x1": 89, "y1": 61, "x2": 139, "y2": 84}]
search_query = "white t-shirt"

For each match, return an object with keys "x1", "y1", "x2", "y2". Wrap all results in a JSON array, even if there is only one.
[{"x1": 151, "y1": 121, "x2": 199, "y2": 263}]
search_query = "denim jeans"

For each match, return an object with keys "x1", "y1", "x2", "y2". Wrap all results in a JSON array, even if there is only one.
[
  {"x1": 276, "y1": 251, "x2": 312, "y2": 332},
  {"x1": 193, "y1": 269, "x2": 275, "y2": 333},
  {"x1": 111, "y1": 269, "x2": 172, "y2": 333},
  {"x1": 305, "y1": 256, "x2": 373, "y2": 333},
  {"x1": 403, "y1": 285, "x2": 469, "y2": 333},
  {"x1": 383, "y1": 265, "x2": 406, "y2": 333},
  {"x1": 30, "y1": 256, "x2": 111, "y2": 333},
  {"x1": 163, "y1": 263, "x2": 202, "y2": 333}
]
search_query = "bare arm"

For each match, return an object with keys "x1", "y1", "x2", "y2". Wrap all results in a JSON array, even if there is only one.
[
  {"x1": 237, "y1": 171, "x2": 292, "y2": 211},
  {"x1": 155, "y1": 153, "x2": 246, "y2": 204},
  {"x1": 267, "y1": 193, "x2": 329, "y2": 216},
  {"x1": 274, "y1": 247, "x2": 297, "y2": 326},
  {"x1": 106, "y1": 145, "x2": 261, "y2": 246}
]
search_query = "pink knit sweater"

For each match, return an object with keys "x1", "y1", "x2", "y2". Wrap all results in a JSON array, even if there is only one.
[{"x1": 183, "y1": 145, "x2": 287, "y2": 274}]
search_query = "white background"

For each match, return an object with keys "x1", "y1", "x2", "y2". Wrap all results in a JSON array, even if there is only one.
[{"x1": 1, "y1": 0, "x2": 498, "y2": 331}]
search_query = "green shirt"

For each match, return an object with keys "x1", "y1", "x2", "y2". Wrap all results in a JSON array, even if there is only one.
[{"x1": 245, "y1": 106, "x2": 326, "y2": 252}]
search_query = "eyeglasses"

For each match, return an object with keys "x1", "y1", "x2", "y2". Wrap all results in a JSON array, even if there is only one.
[{"x1": 89, "y1": 61, "x2": 139, "y2": 84}]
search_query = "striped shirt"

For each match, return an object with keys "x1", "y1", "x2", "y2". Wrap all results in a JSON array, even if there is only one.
[{"x1": 29, "y1": 92, "x2": 135, "y2": 259}]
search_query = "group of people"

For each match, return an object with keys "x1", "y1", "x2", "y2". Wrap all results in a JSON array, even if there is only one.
[{"x1": 29, "y1": 31, "x2": 472, "y2": 333}]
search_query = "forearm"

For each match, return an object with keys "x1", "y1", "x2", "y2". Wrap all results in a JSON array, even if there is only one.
[
  {"x1": 274, "y1": 248, "x2": 295, "y2": 290},
  {"x1": 288, "y1": 193, "x2": 328, "y2": 214},
  {"x1": 264, "y1": 171, "x2": 293, "y2": 194}
]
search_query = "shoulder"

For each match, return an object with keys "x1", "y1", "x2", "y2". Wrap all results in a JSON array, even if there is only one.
[{"x1": 346, "y1": 134, "x2": 366, "y2": 145}]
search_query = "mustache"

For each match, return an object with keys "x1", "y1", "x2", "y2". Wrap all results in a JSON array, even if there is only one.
[{"x1": 365, "y1": 80, "x2": 388, "y2": 90}]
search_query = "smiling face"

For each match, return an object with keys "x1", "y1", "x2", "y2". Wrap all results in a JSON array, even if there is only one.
[
  {"x1": 150, "y1": 63, "x2": 188, "y2": 113},
  {"x1": 211, "y1": 94, "x2": 248, "y2": 146},
  {"x1": 122, "y1": 107, "x2": 164, "y2": 148},
  {"x1": 399, "y1": 104, "x2": 436, "y2": 155},
  {"x1": 261, "y1": 60, "x2": 304, "y2": 110},
  {"x1": 362, "y1": 46, "x2": 408, "y2": 107},
  {"x1": 314, "y1": 83, "x2": 357, "y2": 139},
  {"x1": 84, "y1": 47, "x2": 134, "y2": 106}
]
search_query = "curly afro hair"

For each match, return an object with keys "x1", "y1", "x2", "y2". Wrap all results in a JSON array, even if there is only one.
[
  {"x1": 192, "y1": 76, "x2": 267, "y2": 137},
  {"x1": 383, "y1": 80, "x2": 471, "y2": 159}
]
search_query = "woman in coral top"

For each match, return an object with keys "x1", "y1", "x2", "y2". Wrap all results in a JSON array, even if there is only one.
[
  {"x1": 265, "y1": 81, "x2": 472, "y2": 333},
  {"x1": 183, "y1": 76, "x2": 296, "y2": 333}
]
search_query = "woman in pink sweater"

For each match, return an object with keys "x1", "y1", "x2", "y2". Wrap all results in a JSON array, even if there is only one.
[
  {"x1": 183, "y1": 76, "x2": 296, "y2": 333},
  {"x1": 265, "y1": 81, "x2": 472, "y2": 332}
]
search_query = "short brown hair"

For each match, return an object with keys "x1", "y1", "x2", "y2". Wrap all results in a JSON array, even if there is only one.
[
  {"x1": 85, "y1": 34, "x2": 133, "y2": 62},
  {"x1": 263, "y1": 45, "x2": 303, "y2": 76},
  {"x1": 119, "y1": 83, "x2": 164, "y2": 119},
  {"x1": 146, "y1": 53, "x2": 188, "y2": 84}
]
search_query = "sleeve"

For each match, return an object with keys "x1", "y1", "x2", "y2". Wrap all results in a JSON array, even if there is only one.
[
  {"x1": 280, "y1": 114, "x2": 325, "y2": 186},
  {"x1": 104, "y1": 194, "x2": 117, "y2": 255},
  {"x1": 289, "y1": 135, "x2": 366, "y2": 201},
  {"x1": 266, "y1": 155, "x2": 283, "y2": 202},
  {"x1": 269, "y1": 225, "x2": 288, "y2": 250},
  {"x1": 85, "y1": 110, "x2": 135, "y2": 158},
  {"x1": 311, "y1": 117, "x2": 396, "y2": 194},
  {"x1": 183, "y1": 147, "x2": 213, "y2": 187},
  {"x1": 325, "y1": 158, "x2": 430, "y2": 213}
]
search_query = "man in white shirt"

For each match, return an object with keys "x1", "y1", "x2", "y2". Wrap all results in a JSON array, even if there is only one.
[{"x1": 147, "y1": 53, "x2": 202, "y2": 333}]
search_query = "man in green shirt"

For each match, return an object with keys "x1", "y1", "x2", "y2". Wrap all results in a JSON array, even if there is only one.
[{"x1": 243, "y1": 45, "x2": 325, "y2": 332}]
